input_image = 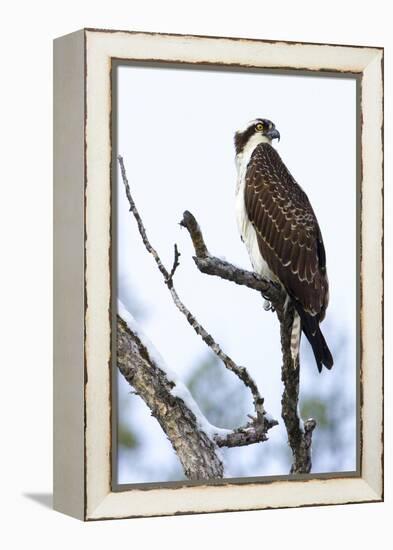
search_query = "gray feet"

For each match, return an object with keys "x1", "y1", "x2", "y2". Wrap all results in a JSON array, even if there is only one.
[{"x1": 263, "y1": 299, "x2": 275, "y2": 312}]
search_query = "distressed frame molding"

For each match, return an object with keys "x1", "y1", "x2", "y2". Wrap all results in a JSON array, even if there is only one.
[{"x1": 53, "y1": 28, "x2": 383, "y2": 521}]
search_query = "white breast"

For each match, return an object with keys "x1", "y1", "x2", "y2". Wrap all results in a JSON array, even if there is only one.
[{"x1": 235, "y1": 136, "x2": 277, "y2": 282}]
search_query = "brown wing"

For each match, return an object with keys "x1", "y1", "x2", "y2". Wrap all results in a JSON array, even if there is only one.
[{"x1": 245, "y1": 143, "x2": 329, "y2": 320}]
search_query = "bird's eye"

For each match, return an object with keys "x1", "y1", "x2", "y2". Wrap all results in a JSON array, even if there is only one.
[{"x1": 255, "y1": 123, "x2": 264, "y2": 131}]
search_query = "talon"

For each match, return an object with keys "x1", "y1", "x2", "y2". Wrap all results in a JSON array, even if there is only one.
[{"x1": 263, "y1": 299, "x2": 275, "y2": 312}]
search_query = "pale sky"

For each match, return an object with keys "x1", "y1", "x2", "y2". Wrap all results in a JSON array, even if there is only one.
[{"x1": 116, "y1": 63, "x2": 357, "y2": 483}]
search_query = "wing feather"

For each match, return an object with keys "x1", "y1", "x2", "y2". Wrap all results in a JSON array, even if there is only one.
[{"x1": 244, "y1": 143, "x2": 329, "y2": 319}]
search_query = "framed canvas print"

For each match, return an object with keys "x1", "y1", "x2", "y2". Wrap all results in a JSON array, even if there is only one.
[{"x1": 53, "y1": 29, "x2": 383, "y2": 520}]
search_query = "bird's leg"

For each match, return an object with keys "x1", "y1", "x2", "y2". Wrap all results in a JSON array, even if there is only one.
[{"x1": 283, "y1": 292, "x2": 292, "y2": 313}]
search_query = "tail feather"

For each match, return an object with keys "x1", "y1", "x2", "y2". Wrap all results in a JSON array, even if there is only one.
[
  {"x1": 293, "y1": 302, "x2": 333, "y2": 372},
  {"x1": 290, "y1": 311, "x2": 302, "y2": 364}
]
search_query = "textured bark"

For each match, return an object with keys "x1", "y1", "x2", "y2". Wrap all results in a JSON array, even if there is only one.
[
  {"x1": 117, "y1": 314, "x2": 279, "y2": 477},
  {"x1": 276, "y1": 302, "x2": 316, "y2": 473},
  {"x1": 181, "y1": 210, "x2": 316, "y2": 474},
  {"x1": 117, "y1": 156, "x2": 278, "y2": 481},
  {"x1": 118, "y1": 155, "x2": 313, "y2": 477},
  {"x1": 119, "y1": 156, "x2": 271, "y2": 429},
  {"x1": 117, "y1": 315, "x2": 224, "y2": 480},
  {"x1": 180, "y1": 210, "x2": 283, "y2": 309}
]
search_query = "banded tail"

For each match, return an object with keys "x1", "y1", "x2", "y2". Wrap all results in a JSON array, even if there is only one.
[{"x1": 290, "y1": 311, "x2": 302, "y2": 363}]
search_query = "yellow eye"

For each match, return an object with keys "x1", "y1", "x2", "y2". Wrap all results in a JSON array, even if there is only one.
[{"x1": 255, "y1": 123, "x2": 264, "y2": 131}]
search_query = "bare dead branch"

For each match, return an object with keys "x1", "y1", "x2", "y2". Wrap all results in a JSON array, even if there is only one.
[
  {"x1": 117, "y1": 155, "x2": 277, "y2": 464},
  {"x1": 167, "y1": 243, "x2": 181, "y2": 288},
  {"x1": 215, "y1": 415, "x2": 278, "y2": 448},
  {"x1": 276, "y1": 303, "x2": 317, "y2": 474},
  {"x1": 118, "y1": 311, "x2": 277, "y2": 475},
  {"x1": 181, "y1": 209, "x2": 317, "y2": 474},
  {"x1": 179, "y1": 209, "x2": 209, "y2": 258},
  {"x1": 118, "y1": 155, "x2": 170, "y2": 284},
  {"x1": 117, "y1": 315, "x2": 224, "y2": 479},
  {"x1": 180, "y1": 210, "x2": 284, "y2": 307}
]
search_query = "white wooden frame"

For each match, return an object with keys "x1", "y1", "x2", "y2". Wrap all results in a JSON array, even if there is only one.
[{"x1": 53, "y1": 28, "x2": 383, "y2": 521}]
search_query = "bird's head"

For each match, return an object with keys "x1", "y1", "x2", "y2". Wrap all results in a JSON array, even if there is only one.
[{"x1": 234, "y1": 118, "x2": 280, "y2": 155}]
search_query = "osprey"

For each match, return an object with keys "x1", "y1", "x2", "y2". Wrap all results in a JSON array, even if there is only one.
[{"x1": 234, "y1": 118, "x2": 333, "y2": 372}]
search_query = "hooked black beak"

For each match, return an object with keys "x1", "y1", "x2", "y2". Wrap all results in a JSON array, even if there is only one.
[{"x1": 266, "y1": 128, "x2": 280, "y2": 142}]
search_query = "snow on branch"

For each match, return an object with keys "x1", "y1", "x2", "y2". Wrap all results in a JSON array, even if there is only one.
[
  {"x1": 117, "y1": 155, "x2": 316, "y2": 476},
  {"x1": 117, "y1": 155, "x2": 278, "y2": 479},
  {"x1": 180, "y1": 210, "x2": 317, "y2": 474},
  {"x1": 117, "y1": 303, "x2": 224, "y2": 479}
]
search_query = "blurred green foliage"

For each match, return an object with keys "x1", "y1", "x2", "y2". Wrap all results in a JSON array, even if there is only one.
[
  {"x1": 301, "y1": 398, "x2": 329, "y2": 428},
  {"x1": 118, "y1": 422, "x2": 138, "y2": 449},
  {"x1": 186, "y1": 354, "x2": 249, "y2": 429},
  {"x1": 117, "y1": 286, "x2": 355, "y2": 481}
]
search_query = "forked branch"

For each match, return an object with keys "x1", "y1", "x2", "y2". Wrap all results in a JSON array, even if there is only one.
[
  {"x1": 180, "y1": 210, "x2": 317, "y2": 474},
  {"x1": 117, "y1": 155, "x2": 277, "y2": 478}
]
